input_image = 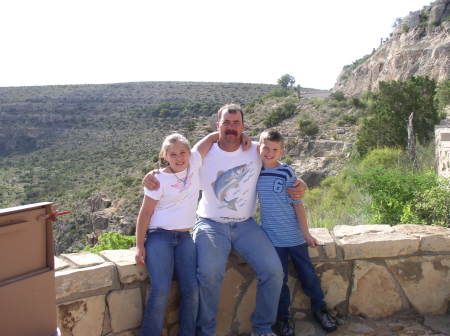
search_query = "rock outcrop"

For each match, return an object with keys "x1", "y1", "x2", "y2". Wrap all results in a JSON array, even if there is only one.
[{"x1": 334, "y1": 0, "x2": 450, "y2": 96}]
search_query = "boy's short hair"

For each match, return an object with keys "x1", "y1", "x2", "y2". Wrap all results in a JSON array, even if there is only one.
[{"x1": 259, "y1": 129, "x2": 285, "y2": 146}]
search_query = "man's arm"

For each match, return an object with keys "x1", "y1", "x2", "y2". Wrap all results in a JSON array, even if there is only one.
[
  {"x1": 293, "y1": 203, "x2": 319, "y2": 248},
  {"x1": 287, "y1": 178, "x2": 307, "y2": 200},
  {"x1": 142, "y1": 170, "x2": 160, "y2": 190},
  {"x1": 135, "y1": 195, "x2": 157, "y2": 265}
]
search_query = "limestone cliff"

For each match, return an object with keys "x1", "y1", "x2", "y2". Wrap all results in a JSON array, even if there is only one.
[{"x1": 334, "y1": 0, "x2": 450, "y2": 96}]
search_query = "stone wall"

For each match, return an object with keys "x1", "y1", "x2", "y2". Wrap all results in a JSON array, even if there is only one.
[
  {"x1": 435, "y1": 115, "x2": 450, "y2": 178},
  {"x1": 54, "y1": 224, "x2": 450, "y2": 336}
]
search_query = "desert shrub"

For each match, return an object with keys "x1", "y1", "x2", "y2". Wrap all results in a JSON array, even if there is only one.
[
  {"x1": 400, "y1": 179, "x2": 450, "y2": 227},
  {"x1": 356, "y1": 77, "x2": 439, "y2": 156},
  {"x1": 349, "y1": 97, "x2": 365, "y2": 108},
  {"x1": 85, "y1": 232, "x2": 136, "y2": 253},
  {"x1": 330, "y1": 91, "x2": 346, "y2": 101},
  {"x1": 263, "y1": 102, "x2": 297, "y2": 127},
  {"x1": 297, "y1": 119, "x2": 319, "y2": 137},
  {"x1": 358, "y1": 147, "x2": 407, "y2": 171},
  {"x1": 353, "y1": 168, "x2": 439, "y2": 225}
]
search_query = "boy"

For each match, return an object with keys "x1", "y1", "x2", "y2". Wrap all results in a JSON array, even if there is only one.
[{"x1": 256, "y1": 129, "x2": 337, "y2": 335}]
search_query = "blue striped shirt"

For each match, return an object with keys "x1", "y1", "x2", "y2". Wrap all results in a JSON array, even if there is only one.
[{"x1": 256, "y1": 164, "x2": 305, "y2": 247}]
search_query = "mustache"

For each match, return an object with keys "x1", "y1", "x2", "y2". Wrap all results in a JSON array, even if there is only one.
[{"x1": 225, "y1": 130, "x2": 238, "y2": 135}]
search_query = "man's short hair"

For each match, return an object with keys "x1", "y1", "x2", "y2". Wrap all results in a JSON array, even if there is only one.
[
  {"x1": 217, "y1": 104, "x2": 244, "y2": 123},
  {"x1": 259, "y1": 129, "x2": 285, "y2": 146}
]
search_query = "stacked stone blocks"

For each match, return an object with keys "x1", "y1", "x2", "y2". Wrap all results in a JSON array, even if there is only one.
[{"x1": 54, "y1": 224, "x2": 450, "y2": 336}]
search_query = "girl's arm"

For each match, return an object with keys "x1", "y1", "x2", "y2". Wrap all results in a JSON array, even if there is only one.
[
  {"x1": 293, "y1": 203, "x2": 319, "y2": 248},
  {"x1": 135, "y1": 195, "x2": 158, "y2": 265}
]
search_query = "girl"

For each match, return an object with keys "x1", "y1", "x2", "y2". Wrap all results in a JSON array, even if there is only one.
[{"x1": 135, "y1": 132, "x2": 219, "y2": 336}]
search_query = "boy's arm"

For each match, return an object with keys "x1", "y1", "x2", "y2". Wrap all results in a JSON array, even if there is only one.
[
  {"x1": 193, "y1": 132, "x2": 219, "y2": 159},
  {"x1": 293, "y1": 203, "x2": 319, "y2": 248},
  {"x1": 135, "y1": 195, "x2": 157, "y2": 265}
]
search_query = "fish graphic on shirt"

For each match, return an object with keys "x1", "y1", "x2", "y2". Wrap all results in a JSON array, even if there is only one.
[{"x1": 212, "y1": 164, "x2": 251, "y2": 211}]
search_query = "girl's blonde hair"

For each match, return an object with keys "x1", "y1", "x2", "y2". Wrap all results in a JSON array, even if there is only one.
[{"x1": 158, "y1": 133, "x2": 191, "y2": 167}]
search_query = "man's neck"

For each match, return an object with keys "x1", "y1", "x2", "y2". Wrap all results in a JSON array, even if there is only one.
[{"x1": 217, "y1": 140, "x2": 241, "y2": 152}]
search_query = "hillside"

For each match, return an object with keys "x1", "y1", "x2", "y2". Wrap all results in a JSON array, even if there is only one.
[
  {"x1": 0, "y1": 81, "x2": 281, "y2": 252},
  {"x1": 334, "y1": 0, "x2": 449, "y2": 96}
]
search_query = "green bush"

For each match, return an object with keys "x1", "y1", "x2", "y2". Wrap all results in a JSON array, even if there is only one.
[
  {"x1": 358, "y1": 147, "x2": 406, "y2": 171},
  {"x1": 353, "y1": 168, "x2": 439, "y2": 225},
  {"x1": 356, "y1": 77, "x2": 439, "y2": 156},
  {"x1": 85, "y1": 232, "x2": 136, "y2": 253},
  {"x1": 400, "y1": 179, "x2": 450, "y2": 227},
  {"x1": 304, "y1": 169, "x2": 369, "y2": 228},
  {"x1": 338, "y1": 115, "x2": 358, "y2": 126},
  {"x1": 330, "y1": 91, "x2": 346, "y2": 101},
  {"x1": 349, "y1": 97, "x2": 365, "y2": 109},
  {"x1": 263, "y1": 102, "x2": 297, "y2": 127},
  {"x1": 297, "y1": 119, "x2": 319, "y2": 137},
  {"x1": 435, "y1": 79, "x2": 450, "y2": 114}
]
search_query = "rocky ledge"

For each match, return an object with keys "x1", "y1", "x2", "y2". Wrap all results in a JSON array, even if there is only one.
[{"x1": 54, "y1": 224, "x2": 450, "y2": 336}]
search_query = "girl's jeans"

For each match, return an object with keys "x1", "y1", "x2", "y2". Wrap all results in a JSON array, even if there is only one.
[{"x1": 139, "y1": 229, "x2": 198, "y2": 336}]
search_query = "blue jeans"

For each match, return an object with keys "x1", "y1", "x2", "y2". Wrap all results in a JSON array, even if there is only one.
[
  {"x1": 140, "y1": 229, "x2": 199, "y2": 336},
  {"x1": 193, "y1": 217, "x2": 283, "y2": 336},
  {"x1": 275, "y1": 244, "x2": 326, "y2": 320}
]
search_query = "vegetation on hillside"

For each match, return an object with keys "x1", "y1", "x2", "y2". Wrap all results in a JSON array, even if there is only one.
[
  {"x1": 305, "y1": 146, "x2": 449, "y2": 229},
  {"x1": 305, "y1": 77, "x2": 449, "y2": 229},
  {"x1": 356, "y1": 76, "x2": 441, "y2": 156}
]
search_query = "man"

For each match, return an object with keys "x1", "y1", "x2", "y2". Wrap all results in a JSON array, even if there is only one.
[{"x1": 145, "y1": 104, "x2": 307, "y2": 336}]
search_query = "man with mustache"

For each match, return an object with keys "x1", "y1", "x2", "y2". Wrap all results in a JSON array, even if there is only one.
[{"x1": 145, "y1": 104, "x2": 306, "y2": 336}]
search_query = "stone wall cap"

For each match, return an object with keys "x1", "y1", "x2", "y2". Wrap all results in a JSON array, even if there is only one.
[
  {"x1": 334, "y1": 224, "x2": 394, "y2": 239},
  {"x1": 100, "y1": 249, "x2": 148, "y2": 284},
  {"x1": 393, "y1": 224, "x2": 450, "y2": 237},
  {"x1": 100, "y1": 249, "x2": 136, "y2": 265},
  {"x1": 60, "y1": 252, "x2": 106, "y2": 268},
  {"x1": 309, "y1": 228, "x2": 337, "y2": 259},
  {"x1": 337, "y1": 231, "x2": 420, "y2": 260},
  {"x1": 54, "y1": 256, "x2": 70, "y2": 271},
  {"x1": 55, "y1": 261, "x2": 114, "y2": 277}
]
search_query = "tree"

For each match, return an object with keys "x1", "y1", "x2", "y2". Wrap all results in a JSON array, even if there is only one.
[
  {"x1": 277, "y1": 74, "x2": 296, "y2": 89},
  {"x1": 356, "y1": 76, "x2": 439, "y2": 156}
]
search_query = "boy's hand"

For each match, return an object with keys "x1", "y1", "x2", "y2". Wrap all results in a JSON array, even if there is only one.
[
  {"x1": 142, "y1": 170, "x2": 161, "y2": 190},
  {"x1": 288, "y1": 179, "x2": 307, "y2": 200},
  {"x1": 241, "y1": 133, "x2": 251, "y2": 151},
  {"x1": 305, "y1": 233, "x2": 320, "y2": 248}
]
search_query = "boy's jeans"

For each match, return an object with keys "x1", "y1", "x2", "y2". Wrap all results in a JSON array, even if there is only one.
[
  {"x1": 275, "y1": 244, "x2": 326, "y2": 320},
  {"x1": 140, "y1": 229, "x2": 198, "y2": 336},
  {"x1": 193, "y1": 217, "x2": 283, "y2": 336}
]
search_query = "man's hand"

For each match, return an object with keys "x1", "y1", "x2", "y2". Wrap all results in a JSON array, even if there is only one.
[
  {"x1": 304, "y1": 233, "x2": 320, "y2": 248},
  {"x1": 287, "y1": 178, "x2": 307, "y2": 200},
  {"x1": 142, "y1": 170, "x2": 160, "y2": 190},
  {"x1": 241, "y1": 133, "x2": 251, "y2": 151}
]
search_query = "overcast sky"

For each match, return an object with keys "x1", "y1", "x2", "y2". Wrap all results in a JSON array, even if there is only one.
[{"x1": 0, "y1": 0, "x2": 432, "y2": 89}]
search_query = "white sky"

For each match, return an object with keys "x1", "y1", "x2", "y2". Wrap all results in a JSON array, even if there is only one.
[{"x1": 0, "y1": 0, "x2": 432, "y2": 89}]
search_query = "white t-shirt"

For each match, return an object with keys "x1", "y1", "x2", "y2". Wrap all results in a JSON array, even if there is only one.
[
  {"x1": 144, "y1": 150, "x2": 202, "y2": 230},
  {"x1": 197, "y1": 142, "x2": 262, "y2": 223}
]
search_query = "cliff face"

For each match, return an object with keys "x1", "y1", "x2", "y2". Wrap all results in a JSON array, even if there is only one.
[{"x1": 334, "y1": 0, "x2": 450, "y2": 96}]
